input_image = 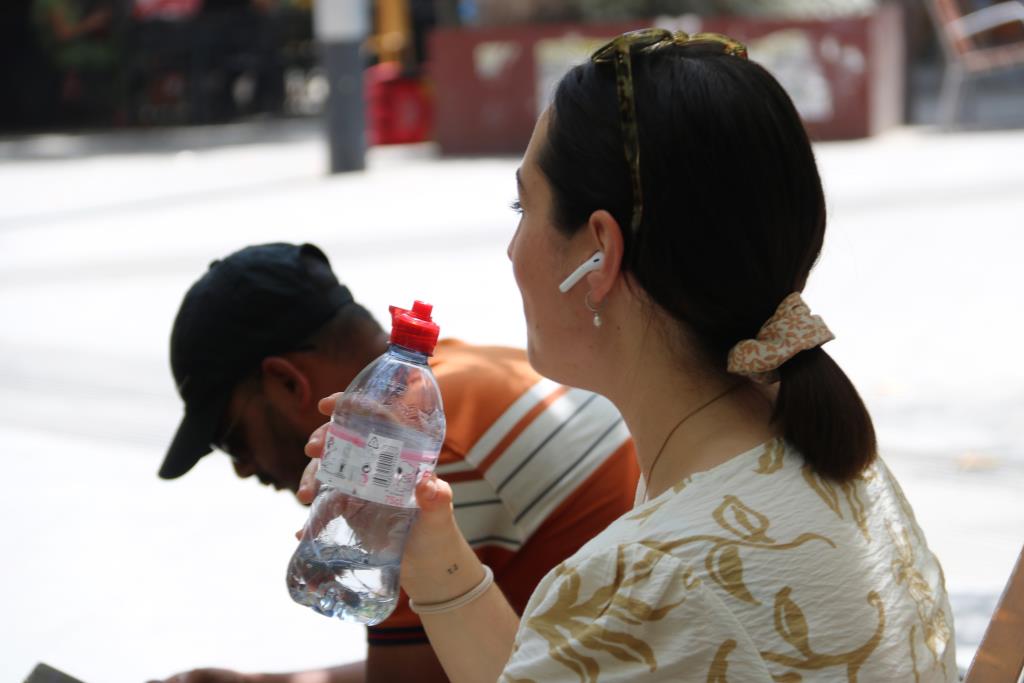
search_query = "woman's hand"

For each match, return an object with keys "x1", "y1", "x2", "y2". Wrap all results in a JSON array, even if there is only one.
[
  {"x1": 304, "y1": 393, "x2": 341, "y2": 458},
  {"x1": 297, "y1": 392, "x2": 407, "y2": 502},
  {"x1": 295, "y1": 393, "x2": 340, "y2": 505},
  {"x1": 296, "y1": 394, "x2": 464, "y2": 584},
  {"x1": 297, "y1": 395, "x2": 517, "y2": 681}
]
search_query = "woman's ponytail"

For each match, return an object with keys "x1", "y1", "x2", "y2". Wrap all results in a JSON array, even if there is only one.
[{"x1": 774, "y1": 347, "x2": 877, "y2": 482}]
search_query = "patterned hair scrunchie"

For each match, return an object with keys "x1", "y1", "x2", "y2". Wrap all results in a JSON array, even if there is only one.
[{"x1": 726, "y1": 292, "x2": 834, "y2": 384}]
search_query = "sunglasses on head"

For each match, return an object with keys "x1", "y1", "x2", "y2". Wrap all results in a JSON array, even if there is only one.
[{"x1": 589, "y1": 29, "x2": 748, "y2": 238}]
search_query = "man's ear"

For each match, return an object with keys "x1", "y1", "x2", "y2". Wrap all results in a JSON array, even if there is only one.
[
  {"x1": 260, "y1": 356, "x2": 313, "y2": 414},
  {"x1": 584, "y1": 209, "x2": 625, "y2": 303}
]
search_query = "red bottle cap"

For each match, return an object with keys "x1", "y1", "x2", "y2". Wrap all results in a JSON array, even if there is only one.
[{"x1": 388, "y1": 300, "x2": 440, "y2": 355}]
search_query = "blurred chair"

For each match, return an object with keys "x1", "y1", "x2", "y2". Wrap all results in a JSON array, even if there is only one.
[
  {"x1": 927, "y1": 0, "x2": 1024, "y2": 127},
  {"x1": 963, "y1": 543, "x2": 1024, "y2": 683}
]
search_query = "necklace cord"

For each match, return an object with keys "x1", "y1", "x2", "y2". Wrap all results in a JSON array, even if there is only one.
[{"x1": 644, "y1": 382, "x2": 743, "y2": 490}]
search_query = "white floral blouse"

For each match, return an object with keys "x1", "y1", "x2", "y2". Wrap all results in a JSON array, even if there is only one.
[{"x1": 500, "y1": 440, "x2": 956, "y2": 682}]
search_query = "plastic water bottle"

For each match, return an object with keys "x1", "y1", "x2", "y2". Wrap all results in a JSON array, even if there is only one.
[{"x1": 286, "y1": 301, "x2": 445, "y2": 625}]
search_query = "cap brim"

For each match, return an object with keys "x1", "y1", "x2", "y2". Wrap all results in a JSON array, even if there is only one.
[{"x1": 159, "y1": 395, "x2": 228, "y2": 479}]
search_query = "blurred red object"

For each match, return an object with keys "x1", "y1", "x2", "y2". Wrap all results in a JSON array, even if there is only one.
[{"x1": 365, "y1": 62, "x2": 433, "y2": 145}]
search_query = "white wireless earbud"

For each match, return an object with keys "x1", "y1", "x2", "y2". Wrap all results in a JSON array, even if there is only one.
[{"x1": 558, "y1": 251, "x2": 605, "y2": 293}]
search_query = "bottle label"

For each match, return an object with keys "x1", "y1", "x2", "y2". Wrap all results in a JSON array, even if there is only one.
[{"x1": 317, "y1": 424, "x2": 436, "y2": 507}]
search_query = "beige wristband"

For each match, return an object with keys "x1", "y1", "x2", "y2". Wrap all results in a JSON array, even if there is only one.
[{"x1": 408, "y1": 565, "x2": 495, "y2": 615}]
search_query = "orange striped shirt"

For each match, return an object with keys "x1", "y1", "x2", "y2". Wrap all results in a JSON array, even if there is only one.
[{"x1": 367, "y1": 339, "x2": 639, "y2": 645}]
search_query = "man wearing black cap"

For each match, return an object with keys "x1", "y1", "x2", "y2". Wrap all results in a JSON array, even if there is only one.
[
  {"x1": 156, "y1": 243, "x2": 639, "y2": 683},
  {"x1": 162, "y1": 242, "x2": 361, "y2": 490}
]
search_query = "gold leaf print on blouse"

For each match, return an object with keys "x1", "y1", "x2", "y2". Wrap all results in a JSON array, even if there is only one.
[
  {"x1": 840, "y1": 481, "x2": 871, "y2": 541},
  {"x1": 644, "y1": 496, "x2": 835, "y2": 606},
  {"x1": 761, "y1": 587, "x2": 885, "y2": 682},
  {"x1": 710, "y1": 544, "x2": 758, "y2": 604},
  {"x1": 802, "y1": 466, "x2": 871, "y2": 541},
  {"x1": 626, "y1": 478, "x2": 691, "y2": 526},
  {"x1": 715, "y1": 495, "x2": 775, "y2": 543},
  {"x1": 523, "y1": 545, "x2": 693, "y2": 683},
  {"x1": 887, "y1": 521, "x2": 952, "y2": 672},
  {"x1": 706, "y1": 639, "x2": 737, "y2": 683},
  {"x1": 755, "y1": 440, "x2": 786, "y2": 475},
  {"x1": 909, "y1": 624, "x2": 921, "y2": 683},
  {"x1": 777, "y1": 586, "x2": 811, "y2": 646},
  {"x1": 626, "y1": 501, "x2": 666, "y2": 525},
  {"x1": 887, "y1": 472, "x2": 921, "y2": 532},
  {"x1": 802, "y1": 465, "x2": 842, "y2": 517}
]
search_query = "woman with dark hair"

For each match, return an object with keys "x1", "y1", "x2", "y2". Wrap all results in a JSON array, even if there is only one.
[{"x1": 304, "y1": 28, "x2": 955, "y2": 682}]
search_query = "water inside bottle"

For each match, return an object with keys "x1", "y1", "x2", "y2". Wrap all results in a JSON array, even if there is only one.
[
  {"x1": 286, "y1": 538, "x2": 402, "y2": 625},
  {"x1": 286, "y1": 501, "x2": 419, "y2": 625}
]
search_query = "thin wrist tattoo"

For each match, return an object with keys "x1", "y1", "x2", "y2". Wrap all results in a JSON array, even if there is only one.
[{"x1": 446, "y1": 563, "x2": 459, "y2": 575}]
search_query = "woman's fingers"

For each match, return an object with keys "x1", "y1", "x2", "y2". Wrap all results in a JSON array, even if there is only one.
[
  {"x1": 307, "y1": 393, "x2": 343, "y2": 460},
  {"x1": 304, "y1": 422, "x2": 330, "y2": 458},
  {"x1": 415, "y1": 472, "x2": 454, "y2": 519},
  {"x1": 318, "y1": 392, "x2": 343, "y2": 416},
  {"x1": 297, "y1": 458, "x2": 321, "y2": 504},
  {"x1": 400, "y1": 473, "x2": 467, "y2": 591}
]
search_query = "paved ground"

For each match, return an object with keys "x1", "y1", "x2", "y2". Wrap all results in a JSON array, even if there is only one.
[{"x1": 1, "y1": 119, "x2": 1022, "y2": 682}]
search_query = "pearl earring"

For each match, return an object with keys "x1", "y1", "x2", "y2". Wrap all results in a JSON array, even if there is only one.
[{"x1": 585, "y1": 292, "x2": 602, "y2": 328}]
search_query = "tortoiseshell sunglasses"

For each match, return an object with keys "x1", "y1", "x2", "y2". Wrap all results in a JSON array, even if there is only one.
[{"x1": 590, "y1": 29, "x2": 748, "y2": 237}]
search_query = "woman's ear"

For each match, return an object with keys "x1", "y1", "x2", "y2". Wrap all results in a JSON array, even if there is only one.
[
  {"x1": 584, "y1": 209, "x2": 625, "y2": 303},
  {"x1": 260, "y1": 356, "x2": 313, "y2": 415}
]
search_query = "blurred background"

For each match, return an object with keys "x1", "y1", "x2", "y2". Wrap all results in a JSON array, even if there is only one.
[{"x1": 1, "y1": 0, "x2": 1023, "y2": 681}]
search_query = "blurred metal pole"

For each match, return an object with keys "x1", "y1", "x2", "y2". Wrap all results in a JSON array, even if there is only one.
[{"x1": 314, "y1": 0, "x2": 369, "y2": 173}]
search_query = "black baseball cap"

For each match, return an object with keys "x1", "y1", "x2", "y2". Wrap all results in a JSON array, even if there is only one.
[{"x1": 160, "y1": 243, "x2": 354, "y2": 479}]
